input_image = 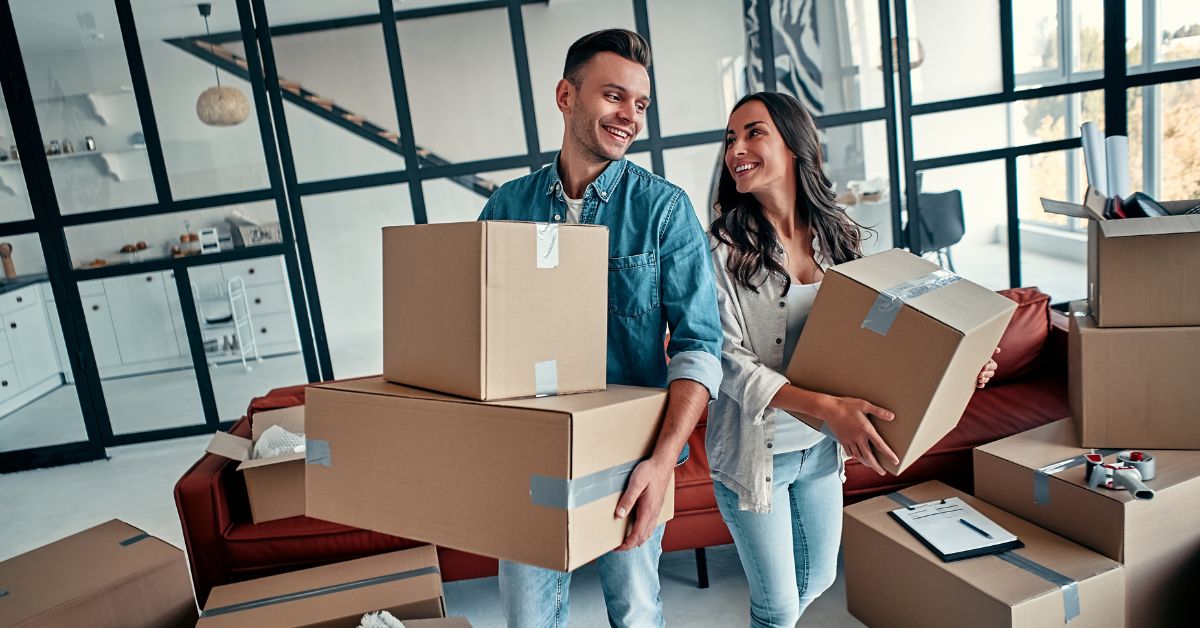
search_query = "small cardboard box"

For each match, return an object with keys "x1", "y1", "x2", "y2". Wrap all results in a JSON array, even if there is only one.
[
  {"x1": 1067, "y1": 302, "x2": 1200, "y2": 449},
  {"x1": 786, "y1": 248, "x2": 1015, "y2": 474},
  {"x1": 1041, "y1": 188, "x2": 1200, "y2": 327},
  {"x1": 844, "y1": 481, "x2": 1124, "y2": 628},
  {"x1": 304, "y1": 377, "x2": 673, "y2": 572},
  {"x1": 382, "y1": 221, "x2": 608, "y2": 401},
  {"x1": 206, "y1": 406, "x2": 306, "y2": 523},
  {"x1": 975, "y1": 419, "x2": 1200, "y2": 626},
  {"x1": 197, "y1": 545, "x2": 444, "y2": 627},
  {"x1": 0, "y1": 519, "x2": 197, "y2": 627}
]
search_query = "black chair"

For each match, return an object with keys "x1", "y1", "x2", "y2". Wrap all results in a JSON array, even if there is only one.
[{"x1": 908, "y1": 189, "x2": 965, "y2": 272}]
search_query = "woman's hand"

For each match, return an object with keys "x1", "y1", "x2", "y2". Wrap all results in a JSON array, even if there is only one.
[
  {"x1": 977, "y1": 347, "x2": 1000, "y2": 388},
  {"x1": 818, "y1": 395, "x2": 899, "y2": 476}
]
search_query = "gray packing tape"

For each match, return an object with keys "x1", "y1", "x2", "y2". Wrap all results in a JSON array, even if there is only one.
[
  {"x1": 1033, "y1": 449, "x2": 1122, "y2": 504},
  {"x1": 536, "y1": 223, "x2": 559, "y2": 269},
  {"x1": 531, "y1": 458, "x2": 643, "y2": 509},
  {"x1": 534, "y1": 359, "x2": 559, "y2": 397},
  {"x1": 0, "y1": 589, "x2": 8, "y2": 597},
  {"x1": 306, "y1": 438, "x2": 332, "y2": 467},
  {"x1": 199, "y1": 566, "x2": 441, "y2": 618},
  {"x1": 861, "y1": 269, "x2": 961, "y2": 336},
  {"x1": 996, "y1": 551, "x2": 1081, "y2": 623},
  {"x1": 119, "y1": 532, "x2": 149, "y2": 546},
  {"x1": 886, "y1": 491, "x2": 918, "y2": 508}
]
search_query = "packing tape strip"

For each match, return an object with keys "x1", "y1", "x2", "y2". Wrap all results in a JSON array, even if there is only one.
[
  {"x1": 119, "y1": 532, "x2": 150, "y2": 546},
  {"x1": 0, "y1": 589, "x2": 7, "y2": 598},
  {"x1": 1033, "y1": 449, "x2": 1122, "y2": 504},
  {"x1": 887, "y1": 493, "x2": 1080, "y2": 622},
  {"x1": 199, "y1": 566, "x2": 441, "y2": 618},
  {"x1": 531, "y1": 458, "x2": 643, "y2": 510},
  {"x1": 536, "y1": 223, "x2": 560, "y2": 269},
  {"x1": 535, "y1": 359, "x2": 559, "y2": 397},
  {"x1": 306, "y1": 438, "x2": 333, "y2": 467},
  {"x1": 861, "y1": 269, "x2": 961, "y2": 336}
]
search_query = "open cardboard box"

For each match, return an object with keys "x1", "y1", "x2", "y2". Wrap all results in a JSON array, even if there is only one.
[{"x1": 206, "y1": 405, "x2": 306, "y2": 523}]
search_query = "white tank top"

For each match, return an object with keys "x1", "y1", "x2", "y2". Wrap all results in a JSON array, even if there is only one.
[{"x1": 771, "y1": 282, "x2": 826, "y2": 454}]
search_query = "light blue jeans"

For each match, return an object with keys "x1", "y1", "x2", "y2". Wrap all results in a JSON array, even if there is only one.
[
  {"x1": 714, "y1": 438, "x2": 843, "y2": 628},
  {"x1": 498, "y1": 523, "x2": 667, "y2": 628}
]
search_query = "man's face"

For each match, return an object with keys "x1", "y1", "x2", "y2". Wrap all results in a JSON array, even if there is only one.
[{"x1": 557, "y1": 52, "x2": 650, "y2": 162}]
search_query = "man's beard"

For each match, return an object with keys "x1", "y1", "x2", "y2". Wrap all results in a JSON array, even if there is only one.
[{"x1": 570, "y1": 112, "x2": 625, "y2": 163}]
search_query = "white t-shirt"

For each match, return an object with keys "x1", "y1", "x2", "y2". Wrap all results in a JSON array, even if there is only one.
[
  {"x1": 770, "y1": 282, "x2": 826, "y2": 454},
  {"x1": 564, "y1": 194, "x2": 584, "y2": 224}
]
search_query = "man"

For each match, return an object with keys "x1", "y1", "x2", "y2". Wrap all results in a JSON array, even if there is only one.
[{"x1": 479, "y1": 29, "x2": 723, "y2": 627}]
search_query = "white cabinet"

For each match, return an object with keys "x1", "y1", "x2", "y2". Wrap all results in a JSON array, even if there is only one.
[
  {"x1": 0, "y1": 327, "x2": 11, "y2": 364},
  {"x1": 103, "y1": 272, "x2": 181, "y2": 365},
  {"x1": 82, "y1": 293, "x2": 123, "y2": 369},
  {"x1": 0, "y1": 363, "x2": 18, "y2": 404},
  {"x1": 4, "y1": 302, "x2": 59, "y2": 389}
]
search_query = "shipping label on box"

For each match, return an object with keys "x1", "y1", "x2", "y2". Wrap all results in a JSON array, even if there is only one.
[
  {"x1": 1067, "y1": 302, "x2": 1200, "y2": 449},
  {"x1": 786, "y1": 248, "x2": 1015, "y2": 474},
  {"x1": 205, "y1": 405, "x2": 306, "y2": 523},
  {"x1": 304, "y1": 378, "x2": 672, "y2": 572},
  {"x1": 0, "y1": 520, "x2": 197, "y2": 628},
  {"x1": 383, "y1": 221, "x2": 608, "y2": 401},
  {"x1": 975, "y1": 419, "x2": 1200, "y2": 626},
  {"x1": 844, "y1": 481, "x2": 1123, "y2": 628},
  {"x1": 197, "y1": 544, "x2": 444, "y2": 627}
]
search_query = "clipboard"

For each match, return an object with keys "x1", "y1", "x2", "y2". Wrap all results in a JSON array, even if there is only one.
[{"x1": 889, "y1": 497, "x2": 1024, "y2": 562}]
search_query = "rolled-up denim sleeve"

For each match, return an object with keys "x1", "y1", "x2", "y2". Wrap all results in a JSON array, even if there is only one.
[
  {"x1": 659, "y1": 190, "x2": 723, "y2": 399},
  {"x1": 478, "y1": 189, "x2": 498, "y2": 221}
]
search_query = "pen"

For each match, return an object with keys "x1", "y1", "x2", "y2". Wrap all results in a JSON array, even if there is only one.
[{"x1": 959, "y1": 518, "x2": 993, "y2": 539}]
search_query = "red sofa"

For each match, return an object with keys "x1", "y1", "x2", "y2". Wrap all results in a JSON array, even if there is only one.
[{"x1": 176, "y1": 288, "x2": 1068, "y2": 607}]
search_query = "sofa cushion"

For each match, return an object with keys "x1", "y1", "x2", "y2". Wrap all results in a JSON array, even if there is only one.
[{"x1": 991, "y1": 287, "x2": 1051, "y2": 384}]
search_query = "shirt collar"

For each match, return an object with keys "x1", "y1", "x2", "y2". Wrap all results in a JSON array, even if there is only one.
[{"x1": 545, "y1": 153, "x2": 627, "y2": 203}]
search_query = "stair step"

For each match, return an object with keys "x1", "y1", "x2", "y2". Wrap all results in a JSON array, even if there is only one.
[
  {"x1": 342, "y1": 113, "x2": 365, "y2": 125},
  {"x1": 279, "y1": 79, "x2": 302, "y2": 95},
  {"x1": 305, "y1": 95, "x2": 335, "y2": 111},
  {"x1": 377, "y1": 130, "x2": 400, "y2": 143}
]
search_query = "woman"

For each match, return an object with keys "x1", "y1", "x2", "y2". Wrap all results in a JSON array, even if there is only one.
[{"x1": 706, "y1": 92, "x2": 998, "y2": 628}]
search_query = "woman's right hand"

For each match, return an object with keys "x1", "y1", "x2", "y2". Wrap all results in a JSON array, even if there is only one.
[{"x1": 819, "y1": 396, "x2": 899, "y2": 476}]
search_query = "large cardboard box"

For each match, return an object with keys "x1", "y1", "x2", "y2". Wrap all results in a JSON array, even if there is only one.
[
  {"x1": 304, "y1": 377, "x2": 673, "y2": 572},
  {"x1": 786, "y1": 248, "x2": 1015, "y2": 474},
  {"x1": 844, "y1": 481, "x2": 1124, "y2": 628},
  {"x1": 1067, "y1": 302, "x2": 1200, "y2": 449},
  {"x1": 1042, "y1": 188, "x2": 1200, "y2": 327},
  {"x1": 382, "y1": 221, "x2": 607, "y2": 400},
  {"x1": 205, "y1": 405, "x2": 306, "y2": 523},
  {"x1": 0, "y1": 519, "x2": 197, "y2": 627},
  {"x1": 196, "y1": 545, "x2": 444, "y2": 627},
  {"x1": 974, "y1": 419, "x2": 1200, "y2": 627}
]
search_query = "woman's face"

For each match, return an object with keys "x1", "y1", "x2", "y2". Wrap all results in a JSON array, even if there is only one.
[{"x1": 724, "y1": 99, "x2": 794, "y2": 196}]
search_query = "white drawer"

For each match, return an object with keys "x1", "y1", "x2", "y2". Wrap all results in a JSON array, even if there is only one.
[
  {"x1": 245, "y1": 283, "x2": 292, "y2": 317},
  {"x1": 0, "y1": 362, "x2": 19, "y2": 402},
  {"x1": 78, "y1": 280, "x2": 106, "y2": 297},
  {"x1": 0, "y1": 285, "x2": 39, "y2": 316},
  {"x1": 222, "y1": 258, "x2": 284, "y2": 287},
  {"x1": 247, "y1": 311, "x2": 298, "y2": 350}
]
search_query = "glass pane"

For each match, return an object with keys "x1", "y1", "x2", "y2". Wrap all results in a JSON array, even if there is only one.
[
  {"x1": 1155, "y1": 0, "x2": 1200, "y2": 66},
  {"x1": 522, "y1": 0, "x2": 640, "y2": 153},
  {"x1": 1012, "y1": 0, "x2": 1060, "y2": 75},
  {"x1": 424, "y1": 177, "x2": 492, "y2": 224},
  {"x1": 0, "y1": 91, "x2": 35, "y2": 223},
  {"x1": 64, "y1": 200, "x2": 281, "y2": 269},
  {"x1": 915, "y1": 160, "x2": 1009, "y2": 291},
  {"x1": 10, "y1": 0, "x2": 158, "y2": 214},
  {"x1": 130, "y1": 0, "x2": 270, "y2": 200},
  {"x1": 912, "y1": 93, "x2": 1089, "y2": 162},
  {"x1": 1157, "y1": 79, "x2": 1200, "y2": 201},
  {"x1": 1127, "y1": 0, "x2": 1144, "y2": 69},
  {"x1": 664, "y1": 143, "x2": 722, "y2": 226},
  {"x1": 1127, "y1": 85, "x2": 1146, "y2": 195},
  {"x1": 187, "y1": 256, "x2": 308, "y2": 421},
  {"x1": 399, "y1": 9, "x2": 527, "y2": 165},
  {"x1": 80, "y1": 270, "x2": 206, "y2": 434},
  {"x1": 647, "y1": 0, "x2": 744, "y2": 136},
  {"x1": 0, "y1": 233, "x2": 90, "y2": 452},
  {"x1": 1073, "y1": 0, "x2": 1105, "y2": 73},
  {"x1": 823, "y1": 120, "x2": 894, "y2": 255},
  {"x1": 909, "y1": 0, "x2": 1003, "y2": 104},
  {"x1": 302, "y1": 185, "x2": 412, "y2": 378},
  {"x1": 477, "y1": 167, "x2": 532, "y2": 194},
  {"x1": 627, "y1": 151, "x2": 653, "y2": 172},
  {"x1": 1016, "y1": 150, "x2": 1086, "y2": 303}
]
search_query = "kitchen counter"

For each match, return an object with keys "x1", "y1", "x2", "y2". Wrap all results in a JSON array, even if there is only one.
[{"x1": 0, "y1": 273, "x2": 48, "y2": 296}]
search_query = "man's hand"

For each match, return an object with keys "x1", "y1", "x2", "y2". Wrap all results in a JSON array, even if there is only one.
[{"x1": 613, "y1": 456, "x2": 673, "y2": 551}]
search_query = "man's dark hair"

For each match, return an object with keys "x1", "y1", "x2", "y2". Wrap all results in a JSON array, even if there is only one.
[{"x1": 563, "y1": 29, "x2": 651, "y2": 86}]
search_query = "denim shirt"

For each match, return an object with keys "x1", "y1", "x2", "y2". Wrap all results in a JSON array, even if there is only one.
[{"x1": 478, "y1": 156, "x2": 723, "y2": 399}]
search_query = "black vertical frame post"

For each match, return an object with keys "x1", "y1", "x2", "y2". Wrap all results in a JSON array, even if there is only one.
[
  {"x1": 506, "y1": 0, "x2": 543, "y2": 172},
  {"x1": 173, "y1": 266, "x2": 220, "y2": 426},
  {"x1": 378, "y1": 0, "x2": 429, "y2": 225},
  {"x1": 878, "y1": 0, "x2": 903, "y2": 250},
  {"x1": 756, "y1": 0, "x2": 778, "y2": 91},
  {"x1": 632, "y1": 0, "x2": 665, "y2": 176},
  {"x1": 237, "y1": 0, "x2": 324, "y2": 382},
  {"x1": 1103, "y1": 0, "x2": 1127, "y2": 136},
  {"x1": 894, "y1": 0, "x2": 919, "y2": 252},
  {"x1": 999, "y1": 0, "x2": 1015, "y2": 94},
  {"x1": 1005, "y1": 156, "x2": 1021, "y2": 287},
  {"x1": 114, "y1": 0, "x2": 173, "y2": 206}
]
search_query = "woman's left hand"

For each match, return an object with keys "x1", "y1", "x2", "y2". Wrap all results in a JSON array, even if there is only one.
[{"x1": 977, "y1": 347, "x2": 1000, "y2": 388}]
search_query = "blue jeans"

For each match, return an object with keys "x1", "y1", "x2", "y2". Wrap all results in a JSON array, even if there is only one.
[
  {"x1": 713, "y1": 438, "x2": 843, "y2": 628},
  {"x1": 498, "y1": 523, "x2": 667, "y2": 628}
]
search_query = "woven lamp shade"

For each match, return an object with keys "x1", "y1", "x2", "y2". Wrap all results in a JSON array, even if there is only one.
[{"x1": 196, "y1": 85, "x2": 250, "y2": 126}]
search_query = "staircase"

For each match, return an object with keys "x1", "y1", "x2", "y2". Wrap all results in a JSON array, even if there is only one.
[{"x1": 170, "y1": 37, "x2": 504, "y2": 198}]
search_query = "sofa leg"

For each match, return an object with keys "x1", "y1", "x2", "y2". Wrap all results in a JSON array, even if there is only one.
[{"x1": 695, "y1": 547, "x2": 710, "y2": 589}]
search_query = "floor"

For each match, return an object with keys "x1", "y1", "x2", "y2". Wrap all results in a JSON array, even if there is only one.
[{"x1": 0, "y1": 434, "x2": 865, "y2": 627}]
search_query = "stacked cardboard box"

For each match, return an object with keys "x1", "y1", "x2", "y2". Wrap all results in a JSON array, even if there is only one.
[
  {"x1": 305, "y1": 221, "x2": 674, "y2": 571},
  {"x1": 204, "y1": 405, "x2": 307, "y2": 523}
]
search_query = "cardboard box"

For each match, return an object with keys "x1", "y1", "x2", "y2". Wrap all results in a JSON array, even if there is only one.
[
  {"x1": 844, "y1": 481, "x2": 1123, "y2": 628},
  {"x1": 1042, "y1": 188, "x2": 1200, "y2": 327},
  {"x1": 1067, "y1": 302, "x2": 1200, "y2": 449},
  {"x1": 196, "y1": 544, "x2": 443, "y2": 627},
  {"x1": 785, "y1": 248, "x2": 1015, "y2": 474},
  {"x1": 0, "y1": 519, "x2": 197, "y2": 627},
  {"x1": 382, "y1": 221, "x2": 608, "y2": 400},
  {"x1": 205, "y1": 406, "x2": 306, "y2": 523},
  {"x1": 975, "y1": 419, "x2": 1200, "y2": 627},
  {"x1": 304, "y1": 377, "x2": 673, "y2": 572}
]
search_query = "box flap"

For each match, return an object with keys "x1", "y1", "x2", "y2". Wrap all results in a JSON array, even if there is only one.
[
  {"x1": 314, "y1": 377, "x2": 659, "y2": 415},
  {"x1": 1039, "y1": 197, "x2": 1092, "y2": 219},
  {"x1": 206, "y1": 430, "x2": 251, "y2": 462},
  {"x1": 237, "y1": 450, "x2": 307, "y2": 471},
  {"x1": 251, "y1": 405, "x2": 304, "y2": 441},
  {"x1": 1097, "y1": 212, "x2": 1200, "y2": 238}
]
